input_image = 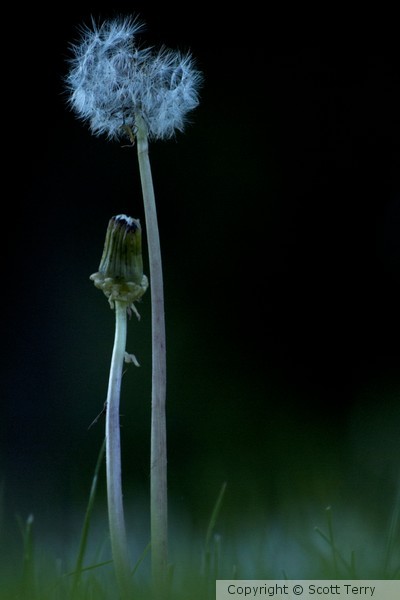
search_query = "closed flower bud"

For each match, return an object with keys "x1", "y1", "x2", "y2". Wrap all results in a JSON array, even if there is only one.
[{"x1": 90, "y1": 215, "x2": 148, "y2": 307}]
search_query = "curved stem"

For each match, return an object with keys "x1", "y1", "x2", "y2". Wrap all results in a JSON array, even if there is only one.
[
  {"x1": 135, "y1": 113, "x2": 168, "y2": 587},
  {"x1": 106, "y1": 300, "x2": 132, "y2": 599}
]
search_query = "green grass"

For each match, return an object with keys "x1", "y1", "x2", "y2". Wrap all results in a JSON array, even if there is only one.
[
  {"x1": 1, "y1": 438, "x2": 399, "y2": 600},
  {"x1": 1, "y1": 482, "x2": 399, "y2": 600}
]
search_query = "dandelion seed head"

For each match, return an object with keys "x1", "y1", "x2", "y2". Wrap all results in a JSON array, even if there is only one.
[{"x1": 66, "y1": 16, "x2": 202, "y2": 141}]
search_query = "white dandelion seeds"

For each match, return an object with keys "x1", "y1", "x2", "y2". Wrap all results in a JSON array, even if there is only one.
[{"x1": 66, "y1": 16, "x2": 202, "y2": 140}]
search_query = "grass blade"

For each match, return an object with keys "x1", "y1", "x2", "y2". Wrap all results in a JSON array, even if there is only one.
[
  {"x1": 203, "y1": 481, "x2": 227, "y2": 587},
  {"x1": 72, "y1": 437, "x2": 106, "y2": 593},
  {"x1": 384, "y1": 476, "x2": 400, "y2": 578},
  {"x1": 205, "y1": 482, "x2": 227, "y2": 552},
  {"x1": 16, "y1": 513, "x2": 35, "y2": 599}
]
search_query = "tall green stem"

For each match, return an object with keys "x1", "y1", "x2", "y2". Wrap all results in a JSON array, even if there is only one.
[
  {"x1": 135, "y1": 113, "x2": 168, "y2": 587},
  {"x1": 106, "y1": 300, "x2": 132, "y2": 599}
]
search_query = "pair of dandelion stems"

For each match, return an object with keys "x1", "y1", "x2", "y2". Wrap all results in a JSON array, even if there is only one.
[
  {"x1": 98, "y1": 133, "x2": 167, "y2": 595},
  {"x1": 90, "y1": 192, "x2": 166, "y2": 594},
  {"x1": 101, "y1": 123, "x2": 168, "y2": 591}
]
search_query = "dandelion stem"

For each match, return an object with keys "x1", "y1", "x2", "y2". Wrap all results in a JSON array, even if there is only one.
[
  {"x1": 106, "y1": 299, "x2": 132, "y2": 599},
  {"x1": 135, "y1": 112, "x2": 168, "y2": 587}
]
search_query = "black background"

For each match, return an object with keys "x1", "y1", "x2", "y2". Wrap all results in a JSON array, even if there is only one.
[{"x1": 2, "y1": 3, "x2": 400, "y2": 550}]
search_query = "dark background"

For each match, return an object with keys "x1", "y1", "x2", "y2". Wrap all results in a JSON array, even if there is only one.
[{"x1": 2, "y1": 2, "x2": 400, "y2": 557}]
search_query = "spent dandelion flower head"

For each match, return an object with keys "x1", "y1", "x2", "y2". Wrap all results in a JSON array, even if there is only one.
[{"x1": 66, "y1": 16, "x2": 202, "y2": 140}]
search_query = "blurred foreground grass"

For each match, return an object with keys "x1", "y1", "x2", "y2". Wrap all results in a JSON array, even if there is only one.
[
  {"x1": 1, "y1": 479, "x2": 399, "y2": 600},
  {"x1": 2, "y1": 315, "x2": 399, "y2": 598}
]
